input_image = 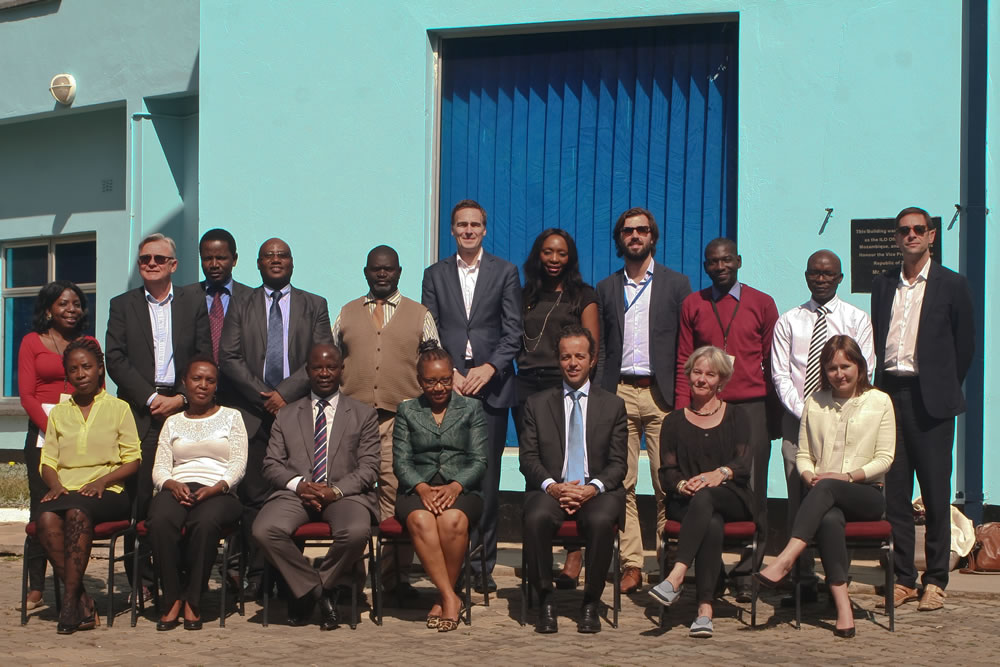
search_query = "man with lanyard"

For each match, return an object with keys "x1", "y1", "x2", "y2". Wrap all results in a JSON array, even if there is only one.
[{"x1": 675, "y1": 237, "x2": 778, "y2": 600}]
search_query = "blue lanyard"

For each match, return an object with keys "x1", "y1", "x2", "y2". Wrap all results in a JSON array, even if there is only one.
[{"x1": 624, "y1": 275, "x2": 652, "y2": 313}]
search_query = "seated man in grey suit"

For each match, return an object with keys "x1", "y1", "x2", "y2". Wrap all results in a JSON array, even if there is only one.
[
  {"x1": 252, "y1": 343, "x2": 379, "y2": 630},
  {"x1": 519, "y1": 324, "x2": 628, "y2": 634}
]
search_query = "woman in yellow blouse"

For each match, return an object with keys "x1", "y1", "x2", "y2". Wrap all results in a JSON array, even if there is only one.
[
  {"x1": 756, "y1": 335, "x2": 895, "y2": 637},
  {"x1": 37, "y1": 338, "x2": 141, "y2": 634}
]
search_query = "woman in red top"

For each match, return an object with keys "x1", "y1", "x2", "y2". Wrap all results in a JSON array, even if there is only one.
[{"x1": 17, "y1": 280, "x2": 89, "y2": 609}]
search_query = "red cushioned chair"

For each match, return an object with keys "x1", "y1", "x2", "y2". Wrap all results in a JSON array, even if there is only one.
[
  {"x1": 519, "y1": 520, "x2": 621, "y2": 629},
  {"x1": 658, "y1": 519, "x2": 759, "y2": 628},
  {"x1": 129, "y1": 519, "x2": 244, "y2": 627},
  {"x1": 373, "y1": 516, "x2": 488, "y2": 626},
  {"x1": 260, "y1": 522, "x2": 375, "y2": 630},
  {"x1": 20, "y1": 515, "x2": 137, "y2": 627}
]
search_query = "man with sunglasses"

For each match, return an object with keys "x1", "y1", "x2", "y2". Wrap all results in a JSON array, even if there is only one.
[
  {"x1": 872, "y1": 206, "x2": 974, "y2": 612},
  {"x1": 594, "y1": 207, "x2": 691, "y2": 594},
  {"x1": 106, "y1": 233, "x2": 212, "y2": 590}
]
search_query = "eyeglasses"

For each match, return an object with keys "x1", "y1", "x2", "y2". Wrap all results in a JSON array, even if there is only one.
[
  {"x1": 896, "y1": 225, "x2": 928, "y2": 237},
  {"x1": 420, "y1": 377, "x2": 453, "y2": 389},
  {"x1": 805, "y1": 270, "x2": 841, "y2": 278},
  {"x1": 620, "y1": 225, "x2": 651, "y2": 237},
  {"x1": 138, "y1": 254, "x2": 175, "y2": 266},
  {"x1": 260, "y1": 251, "x2": 291, "y2": 260}
]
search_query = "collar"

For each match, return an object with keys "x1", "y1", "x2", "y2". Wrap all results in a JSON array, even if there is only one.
[
  {"x1": 806, "y1": 295, "x2": 840, "y2": 313},
  {"x1": 263, "y1": 284, "x2": 291, "y2": 299},
  {"x1": 711, "y1": 281, "x2": 741, "y2": 302},
  {"x1": 311, "y1": 390, "x2": 340, "y2": 407},
  {"x1": 69, "y1": 389, "x2": 107, "y2": 407},
  {"x1": 456, "y1": 249, "x2": 484, "y2": 270},
  {"x1": 204, "y1": 278, "x2": 234, "y2": 295},
  {"x1": 624, "y1": 258, "x2": 655, "y2": 286},
  {"x1": 898, "y1": 259, "x2": 931, "y2": 287},
  {"x1": 144, "y1": 284, "x2": 174, "y2": 305},
  {"x1": 563, "y1": 379, "x2": 591, "y2": 397},
  {"x1": 364, "y1": 290, "x2": 401, "y2": 306}
]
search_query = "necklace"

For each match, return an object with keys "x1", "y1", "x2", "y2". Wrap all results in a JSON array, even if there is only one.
[
  {"x1": 522, "y1": 291, "x2": 564, "y2": 352},
  {"x1": 688, "y1": 398, "x2": 722, "y2": 417},
  {"x1": 45, "y1": 330, "x2": 68, "y2": 357}
]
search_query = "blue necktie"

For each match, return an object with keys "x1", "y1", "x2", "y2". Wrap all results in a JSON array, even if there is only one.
[
  {"x1": 566, "y1": 390, "x2": 586, "y2": 484},
  {"x1": 264, "y1": 290, "x2": 284, "y2": 388},
  {"x1": 312, "y1": 399, "x2": 329, "y2": 484}
]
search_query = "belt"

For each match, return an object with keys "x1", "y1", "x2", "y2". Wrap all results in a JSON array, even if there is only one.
[
  {"x1": 463, "y1": 359, "x2": 475, "y2": 369},
  {"x1": 619, "y1": 375, "x2": 654, "y2": 388},
  {"x1": 881, "y1": 373, "x2": 919, "y2": 390},
  {"x1": 154, "y1": 385, "x2": 178, "y2": 397}
]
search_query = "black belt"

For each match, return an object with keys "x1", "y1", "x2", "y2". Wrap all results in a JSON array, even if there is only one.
[
  {"x1": 463, "y1": 359, "x2": 475, "y2": 369},
  {"x1": 880, "y1": 373, "x2": 919, "y2": 390},
  {"x1": 154, "y1": 385, "x2": 178, "y2": 397},
  {"x1": 619, "y1": 375, "x2": 654, "y2": 388}
]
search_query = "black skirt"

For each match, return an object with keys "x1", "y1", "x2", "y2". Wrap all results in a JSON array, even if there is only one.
[
  {"x1": 395, "y1": 472, "x2": 483, "y2": 525},
  {"x1": 38, "y1": 489, "x2": 131, "y2": 525}
]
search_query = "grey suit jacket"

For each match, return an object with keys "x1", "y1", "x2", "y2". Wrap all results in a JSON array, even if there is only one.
[
  {"x1": 261, "y1": 393, "x2": 380, "y2": 518},
  {"x1": 421, "y1": 251, "x2": 522, "y2": 409},
  {"x1": 218, "y1": 285, "x2": 334, "y2": 437},
  {"x1": 594, "y1": 262, "x2": 692, "y2": 404}
]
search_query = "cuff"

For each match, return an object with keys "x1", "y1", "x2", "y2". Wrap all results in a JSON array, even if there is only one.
[
  {"x1": 146, "y1": 393, "x2": 157, "y2": 407},
  {"x1": 541, "y1": 477, "x2": 556, "y2": 492},
  {"x1": 286, "y1": 475, "x2": 303, "y2": 492},
  {"x1": 589, "y1": 479, "x2": 605, "y2": 493}
]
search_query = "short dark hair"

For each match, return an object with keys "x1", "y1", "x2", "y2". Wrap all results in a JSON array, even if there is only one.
[
  {"x1": 557, "y1": 323, "x2": 596, "y2": 359},
  {"x1": 199, "y1": 228, "x2": 237, "y2": 256},
  {"x1": 818, "y1": 335, "x2": 873, "y2": 394},
  {"x1": 416, "y1": 339, "x2": 453, "y2": 377},
  {"x1": 63, "y1": 336, "x2": 104, "y2": 371},
  {"x1": 183, "y1": 354, "x2": 218, "y2": 380},
  {"x1": 32, "y1": 281, "x2": 89, "y2": 335},
  {"x1": 894, "y1": 206, "x2": 934, "y2": 229},
  {"x1": 705, "y1": 237, "x2": 738, "y2": 258},
  {"x1": 612, "y1": 207, "x2": 660, "y2": 257},
  {"x1": 450, "y1": 199, "x2": 488, "y2": 227}
]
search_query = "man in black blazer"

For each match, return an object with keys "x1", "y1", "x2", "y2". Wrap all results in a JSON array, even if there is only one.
[
  {"x1": 106, "y1": 233, "x2": 211, "y2": 585},
  {"x1": 421, "y1": 199, "x2": 522, "y2": 592},
  {"x1": 219, "y1": 237, "x2": 334, "y2": 594},
  {"x1": 520, "y1": 324, "x2": 628, "y2": 634},
  {"x1": 594, "y1": 206, "x2": 691, "y2": 593},
  {"x1": 872, "y1": 206, "x2": 974, "y2": 611}
]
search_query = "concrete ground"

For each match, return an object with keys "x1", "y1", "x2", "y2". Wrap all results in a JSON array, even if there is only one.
[{"x1": 2, "y1": 520, "x2": 1000, "y2": 666}]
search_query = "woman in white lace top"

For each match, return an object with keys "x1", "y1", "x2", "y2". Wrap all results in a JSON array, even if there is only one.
[{"x1": 147, "y1": 356, "x2": 247, "y2": 631}]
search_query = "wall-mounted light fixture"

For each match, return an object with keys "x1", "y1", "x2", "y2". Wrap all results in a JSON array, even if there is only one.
[{"x1": 49, "y1": 74, "x2": 76, "y2": 105}]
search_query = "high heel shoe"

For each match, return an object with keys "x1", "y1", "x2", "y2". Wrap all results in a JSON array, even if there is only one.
[
  {"x1": 753, "y1": 570, "x2": 791, "y2": 589},
  {"x1": 833, "y1": 626, "x2": 856, "y2": 638}
]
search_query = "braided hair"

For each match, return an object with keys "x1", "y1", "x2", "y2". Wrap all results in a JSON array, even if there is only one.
[{"x1": 416, "y1": 339, "x2": 452, "y2": 378}]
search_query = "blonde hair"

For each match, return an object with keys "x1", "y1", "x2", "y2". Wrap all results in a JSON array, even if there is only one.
[
  {"x1": 138, "y1": 232, "x2": 177, "y2": 257},
  {"x1": 683, "y1": 345, "x2": 734, "y2": 389}
]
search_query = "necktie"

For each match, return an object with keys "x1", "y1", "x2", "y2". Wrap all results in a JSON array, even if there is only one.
[
  {"x1": 312, "y1": 399, "x2": 329, "y2": 484},
  {"x1": 208, "y1": 285, "x2": 226, "y2": 363},
  {"x1": 803, "y1": 305, "x2": 828, "y2": 399},
  {"x1": 566, "y1": 390, "x2": 586, "y2": 484},
  {"x1": 264, "y1": 290, "x2": 284, "y2": 388}
]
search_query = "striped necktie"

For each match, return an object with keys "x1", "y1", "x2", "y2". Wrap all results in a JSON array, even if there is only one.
[
  {"x1": 312, "y1": 399, "x2": 329, "y2": 484},
  {"x1": 803, "y1": 305, "x2": 828, "y2": 399}
]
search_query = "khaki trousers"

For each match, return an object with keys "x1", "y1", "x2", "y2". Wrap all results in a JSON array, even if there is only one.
[{"x1": 616, "y1": 382, "x2": 669, "y2": 571}]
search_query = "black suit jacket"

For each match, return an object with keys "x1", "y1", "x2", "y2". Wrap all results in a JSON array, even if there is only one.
[
  {"x1": 871, "y1": 261, "x2": 974, "y2": 419},
  {"x1": 421, "y1": 251, "x2": 522, "y2": 408},
  {"x1": 185, "y1": 279, "x2": 255, "y2": 406},
  {"x1": 594, "y1": 262, "x2": 692, "y2": 403},
  {"x1": 518, "y1": 384, "x2": 628, "y2": 509},
  {"x1": 218, "y1": 285, "x2": 334, "y2": 437},
  {"x1": 105, "y1": 284, "x2": 212, "y2": 439}
]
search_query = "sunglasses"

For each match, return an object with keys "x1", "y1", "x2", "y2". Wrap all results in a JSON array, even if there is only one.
[
  {"x1": 896, "y1": 225, "x2": 928, "y2": 237},
  {"x1": 138, "y1": 254, "x2": 175, "y2": 265},
  {"x1": 620, "y1": 225, "x2": 651, "y2": 237}
]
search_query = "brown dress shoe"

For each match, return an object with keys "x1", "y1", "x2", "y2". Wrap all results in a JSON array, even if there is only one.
[
  {"x1": 877, "y1": 584, "x2": 918, "y2": 609},
  {"x1": 620, "y1": 567, "x2": 643, "y2": 594},
  {"x1": 917, "y1": 584, "x2": 946, "y2": 611}
]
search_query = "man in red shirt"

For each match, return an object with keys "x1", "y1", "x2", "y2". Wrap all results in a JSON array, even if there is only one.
[{"x1": 675, "y1": 238, "x2": 778, "y2": 599}]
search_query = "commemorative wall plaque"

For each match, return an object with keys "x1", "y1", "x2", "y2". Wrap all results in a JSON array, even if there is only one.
[{"x1": 850, "y1": 217, "x2": 942, "y2": 293}]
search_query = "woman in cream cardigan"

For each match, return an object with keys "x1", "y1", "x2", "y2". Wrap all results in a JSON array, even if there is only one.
[{"x1": 756, "y1": 335, "x2": 895, "y2": 638}]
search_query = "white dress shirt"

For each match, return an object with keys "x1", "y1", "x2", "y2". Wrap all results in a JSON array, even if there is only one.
[
  {"x1": 540, "y1": 380, "x2": 605, "y2": 493},
  {"x1": 456, "y1": 249, "x2": 483, "y2": 360},
  {"x1": 620, "y1": 258, "x2": 654, "y2": 376},
  {"x1": 145, "y1": 285, "x2": 175, "y2": 406},
  {"x1": 884, "y1": 260, "x2": 930, "y2": 375},
  {"x1": 771, "y1": 295, "x2": 876, "y2": 418},
  {"x1": 285, "y1": 391, "x2": 340, "y2": 492}
]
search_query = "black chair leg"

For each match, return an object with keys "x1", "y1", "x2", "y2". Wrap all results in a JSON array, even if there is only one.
[
  {"x1": 262, "y1": 566, "x2": 270, "y2": 627},
  {"x1": 612, "y1": 536, "x2": 620, "y2": 629},
  {"x1": 20, "y1": 538, "x2": 30, "y2": 626},
  {"x1": 462, "y1": 540, "x2": 472, "y2": 626}
]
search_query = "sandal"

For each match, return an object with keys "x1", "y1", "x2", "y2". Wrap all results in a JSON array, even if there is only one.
[
  {"x1": 437, "y1": 617, "x2": 459, "y2": 633},
  {"x1": 426, "y1": 614, "x2": 442, "y2": 629}
]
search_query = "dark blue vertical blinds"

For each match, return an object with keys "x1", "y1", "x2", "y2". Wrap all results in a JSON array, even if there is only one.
[{"x1": 439, "y1": 22, "x2": 737, "y2": 290}]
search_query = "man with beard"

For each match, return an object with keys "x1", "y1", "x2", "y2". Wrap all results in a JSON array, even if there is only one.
[
  {"x1": 594, "y1": 207, "x2": 691, "y2": 594},
  {"x1": 675, "y1": 238, "x2": 779, "y2": 600}
]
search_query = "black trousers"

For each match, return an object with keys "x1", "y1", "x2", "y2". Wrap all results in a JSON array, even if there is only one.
[
  {"x1": 147, "y1": 484, "x2": 243, "y2": 609},
  {"x1": 730, "y1": 398, "x2": 769, "y2": 577},
  {"x1": 667, "y1": 486, "x2": 752, "y2": 603},
  {"x1": 522, "y1": 490, "x2": 623, "y2": 602},
  {"x1": 24, "y1": 424, "x2": 47, "y2": 593},
  {"x1": 882, "y1": 376, "x2": 956, "y2": 589},
  {"x1": 469, "y1": 401, "x2": 509, "y2": 577},
  {"x1": 790, "y1": 479, "x2": 884, "y2": 584}
]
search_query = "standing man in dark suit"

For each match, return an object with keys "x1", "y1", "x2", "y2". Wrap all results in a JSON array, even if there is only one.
[
  {"x1": 872, "y1": 206, "x2": 974, "y2": 611},
  {"x1": 219, "y1": 237, "x2": 334, "y2": 596},
  {"x1": 594, "y1": 206, "x2": 691, "y2": 594},
  {"x1": 421, "y1": 199, "x2": 522, "y2": 593},
  {"x1": 520, "y1": 324, "x2": 627, "y2": 634},
  {"x1": 106, "y1": 233, "x2": 212, "y2": 586},
  {"x1": 253, "y1": 343, "x2": 380, "y2": 630}
]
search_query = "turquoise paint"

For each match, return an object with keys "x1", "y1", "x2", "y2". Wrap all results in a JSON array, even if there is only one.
[{"x1": 984, "y1": 0, "x2": 999, "y2": 508}]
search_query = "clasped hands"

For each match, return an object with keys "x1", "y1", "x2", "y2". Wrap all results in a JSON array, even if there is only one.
[
  {"x1": 164, "y1": 480, "x2": 226, "y2": 506},
  {"x1": 295, "y1": 480, "x2": 338, "y2": 511},
  {"x1": 451, "y1": 364, "x2": 495, "y2": 397},
  {"x1": 415, "y1": 481, "x2": 463, "y2": 515},
  {"x1": 678, "y1": 469, "x2": 727, "y2": 496},
  {"x1": 150, "y1": 393, "x2": 185, "y2": 419},
  {"x1": 801, "y1": 471, "x2": 850, "y2": 488},
  {"x1": 546, "y1": 480, "x2": 597, "y2": 514},
  {"x1": 260, "y1": 390, "x2": 287, "y2": 415}
]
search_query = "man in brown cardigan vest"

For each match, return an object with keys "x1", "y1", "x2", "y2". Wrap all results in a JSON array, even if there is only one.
[{"x1": 333, "y1": 245, "x2": 439, "y2": 595}]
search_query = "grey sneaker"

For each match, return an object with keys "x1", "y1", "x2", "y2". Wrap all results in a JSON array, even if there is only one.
[
  {"x1": 648, "y1": 579, "x2": 683, "y2": 606},
  {"x1": 689, "y1": 615, "x2": 714, "y2": 638}
]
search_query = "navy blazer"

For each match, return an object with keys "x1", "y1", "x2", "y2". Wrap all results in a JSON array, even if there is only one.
[
  {"x1": 871, "y1": 261, "x2": 974, "y2": 419},
  {"x1": 421, "y1": 251, "x2": 522, "y2": 409}
]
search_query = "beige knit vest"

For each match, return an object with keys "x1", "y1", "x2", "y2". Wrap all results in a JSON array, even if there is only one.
[{"x1": 339, "y1": 296, "x2": 425, "y2": 412}]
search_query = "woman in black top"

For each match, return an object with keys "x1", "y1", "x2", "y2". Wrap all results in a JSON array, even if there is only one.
[
  {"x1": 516, "y1": 228, "x2": 600, "y2": 587},
  {"x1": 649, "y1": 345, "x2": 754, "y2": 638}
]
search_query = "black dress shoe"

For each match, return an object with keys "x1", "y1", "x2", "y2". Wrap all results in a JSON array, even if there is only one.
[
  {"x1": 753, "y1": 571, "x2": 791, "y2": 590},
  {"x1": 780, "y1": 587, "x2": 819, "y2": 608},
  {"x1": 243, "y1": 579, "x2": 264, "y2": 602},
  {"x1": 287, "y1": 595, "x2": 316, "y2": 627},
  {"x1": 732, "y1": 579, "x2": 754, "y2": 602},
  {"x1": 474, "y1": 574, "x2": 498, "y2": 594},
  {"x1": 156, "y1": 618, "x2": 180, "y2": 632},
  {"x1": 577, "y1": 601, "x2": 601, "y2": 634},
  {"x1": 554, "y1": 573, "x2": 580, "y2": 590},
  {"x1": 319, "y1": 590, "x2": 340, "y2": 631},
  {"x1": 535, "y1": 598, "x2": 558, "y2": 634},
  {"x1": 183, "y1": 617, "x2": 203, "y2": 631},
  {"x1": 833, "y1": 626, "x2": 856, "y2": 638}
]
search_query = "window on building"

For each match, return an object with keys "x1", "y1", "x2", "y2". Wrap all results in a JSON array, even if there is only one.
[{"x1": 2, "y1": 236, "x2": 97, "y2": 396}]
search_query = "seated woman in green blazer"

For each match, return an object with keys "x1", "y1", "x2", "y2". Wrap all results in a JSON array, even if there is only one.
[{"x1": 393, "y1": 341, "x2": 488, "y2": 633}]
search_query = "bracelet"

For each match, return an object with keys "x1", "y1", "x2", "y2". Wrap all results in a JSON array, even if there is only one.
[
  {"x1": 718, "y1": 466, "x2": 732, "y2": 482},
  {"x1": 676, "y1": 480, "x2": 687, "y2": 493}
]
